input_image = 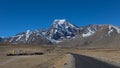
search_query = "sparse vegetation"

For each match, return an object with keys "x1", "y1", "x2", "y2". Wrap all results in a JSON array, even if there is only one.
[{"x1": 0, "y1": 44, "x2": 120, "y2": 68}]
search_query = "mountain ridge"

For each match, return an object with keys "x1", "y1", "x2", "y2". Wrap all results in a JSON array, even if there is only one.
[{"x1": 1, "y1": 19, "x2": 120, "y2": 46}]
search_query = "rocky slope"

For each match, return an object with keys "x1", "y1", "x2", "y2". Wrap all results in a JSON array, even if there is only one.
[
  {"x1": 46, "y1": 19, "x2": 79, "y2": 43},
  {"x1": 1, "y1": 19, "x2": 120, "y2": 46},
  {"x1": 0, "y1": 37, "x2": 2, "y2": 42},
  {"x1": 59, "y1": 24, "x2": 120, "y2": 47},
  {"x1": 2, "y1": 30, "x2": 51, "y2": 45}
]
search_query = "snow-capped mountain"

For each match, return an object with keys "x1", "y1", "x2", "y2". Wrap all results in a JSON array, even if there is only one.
[
  {"x1": 46, "y1": 19, "x2": 79, "y2": 43},
  {"x1": 58, "y1": 24, "x2": 120, "y2": 47},
  {"x1": 79, "y1": 24, "x2": 120, "y2": 37},
  {"x1": 1, "y1": 19, "x2": 120, "y2": 46},
  {"x1": 3, "y1": 29, "x2": 51, "y2": 44},
  {"x1": 78, "y1": 24, "x2": 102, "y2": 37},
  {"x1": 107, "y1": 25, "x2": 120, "y2": 35},
  {"x1": 4, "y1": 30, "x2": 32, "y2": 43}
]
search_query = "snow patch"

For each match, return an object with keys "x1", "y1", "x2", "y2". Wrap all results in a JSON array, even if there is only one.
[
  {"x1": 42, "y1": 32, "x2": 46, "y2": 35},
  {"x1": 109, "y1": 25, "x2": 120, "y2": 34},
  {"x1": 82, "y1": 27, "x2": 95, "y2": 37},
  {"x1": 66, "y1": 36, "x2": 71, "y2": 39},
  {"x1": 69, "y1": 23, "x2": 75, "y2": 28},
  {"x1": 54, "y1": 19, "x2": 66, "y2": 25},
  {"x1": 82, "y1": 32, "x2": 92, "y2": 37},
  {"x1": 53, "y1": 19, "x2": 75, "y2": 28},
  {"x1": 25, "y1": 30, "x2": 31, "y2": 41},
  {"x1": 108, "y1": 29, "x2": 114, "y2": 36},
  {"x1": 16, "y1": 35, "x2": 24, "y2": 41},
  {"x1": 9, "y1": 38, "x2": 14, "y2": 42},
  {"x1": 47, "y1": 37, "x2": 62, "y2": 43},
  {"x1": 54, "y1": 29, "x2": 58, "y2": 33}
]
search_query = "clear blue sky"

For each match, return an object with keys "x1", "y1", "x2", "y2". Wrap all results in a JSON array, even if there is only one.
[{"x1": 0, "y1": 0, "x2": 120, "y2": 37}]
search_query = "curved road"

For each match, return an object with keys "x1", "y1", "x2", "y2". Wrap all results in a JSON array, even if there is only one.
[{"x1": 71, "y1": 53, "x2": 120, "y2": 68}]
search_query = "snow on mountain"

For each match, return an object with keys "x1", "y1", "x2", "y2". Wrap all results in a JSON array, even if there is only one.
[
  {"x1": 80, "y1": 24, "x2": 101, "y2": 37},
  {"x1": 46, "y1": 19, "x2": 79, "y2": 43},
  {"x1": 108, "y1": 25, "x2": 114, "y2": 36},
  {"x1": 3, "y1": 29, "x2": 51, "y2": 44},
  {"x1": 16, "y1": 34, "x2": 24, "y2": 41},
  {"x1": 1, "y1": 19, "x2": 120, "y2": 45},
  {"x1": 108, "y1": 29, "x2": 114, "y2": 36},
  {"x1": 53, "y1": 19, "x2": 75, "y2": 28},
  {"x1": 7, "y1": 30, "x2": 32, "y2": 43},
  {"x1": 108, "y1": 25, "x2": 120, "y2": 34},
  {"x1": 25, "y1": 30, "x2": 31, "y2": 41},
  {"x1": 82, "y1": 27, "x2": 95, "y2": 37}
]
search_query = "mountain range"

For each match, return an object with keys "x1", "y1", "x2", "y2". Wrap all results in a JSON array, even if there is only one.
[{"x1": 1, "y1": 19, "x2": 120, "y2": 47}]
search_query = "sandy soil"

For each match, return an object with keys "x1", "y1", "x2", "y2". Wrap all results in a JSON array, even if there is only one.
[
  {"x1": 0, "y1": 45, "x2": 120, "y2": 68},
  {"x1": 52, "y1": 54, "x2": 75, "y2": 68}
]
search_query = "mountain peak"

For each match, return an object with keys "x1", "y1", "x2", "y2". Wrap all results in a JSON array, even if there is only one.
[
  {"x1": 53, "y1": 19, "x2": 68, "y2": 27},
  {"x1": 52, "y1": 19, "x2": 76, "y2": 28},
  {"x1": 46, "y1": 19, "x2": 79, "y2": 42},
  {"x1": 53, "y1": 19, "x2": 67, "y2": 24},
  {"x1": 2, "y1": 19, "x2": 120, "y2": 45}
]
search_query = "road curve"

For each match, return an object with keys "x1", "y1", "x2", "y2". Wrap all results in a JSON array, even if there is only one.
[{"x1": 71, "y1": 53, "x2": 120, "y2": 68}]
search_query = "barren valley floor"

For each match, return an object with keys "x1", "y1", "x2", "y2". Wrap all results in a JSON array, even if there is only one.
[{"x1": 0, "y1": 45, "x2": 120, "y2": 68}]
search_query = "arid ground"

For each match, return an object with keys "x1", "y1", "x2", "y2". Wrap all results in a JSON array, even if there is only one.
[{"x1": 0, "y1": 45, "x2": 120, "y2": 68}]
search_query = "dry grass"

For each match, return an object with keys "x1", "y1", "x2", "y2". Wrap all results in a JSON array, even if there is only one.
[{"x1": 0, "y1": 45, "x2": 120, "y2": 68}]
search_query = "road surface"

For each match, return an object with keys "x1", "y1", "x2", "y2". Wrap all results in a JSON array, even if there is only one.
[{"x1": 71, "y1": 53, "x2": 120, "y2": 68}]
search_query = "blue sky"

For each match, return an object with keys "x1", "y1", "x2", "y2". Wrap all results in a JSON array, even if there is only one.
[{"x1": 0, "y1": 0, "x2": 120, "y2": 37}]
